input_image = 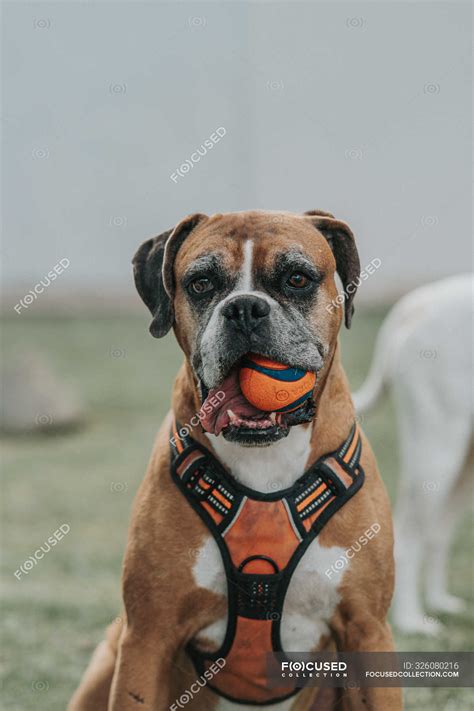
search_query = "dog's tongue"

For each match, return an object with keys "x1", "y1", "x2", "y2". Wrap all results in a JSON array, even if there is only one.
[{"x1": 200, "y1": 368, "x2": 269, "y2": 436}]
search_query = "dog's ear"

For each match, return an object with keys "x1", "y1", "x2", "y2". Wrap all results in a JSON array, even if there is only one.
[
  {"x1": 132, "y1": 213, "x2": 208, "y2": 337},
  {"x1": 304, "y1": 210, "x2": 361, "y2": 328}
]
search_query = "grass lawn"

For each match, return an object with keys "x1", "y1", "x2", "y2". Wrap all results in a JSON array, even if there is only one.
[{"x1": 1, "y1": 311, "x2": 472, "y2": 710}]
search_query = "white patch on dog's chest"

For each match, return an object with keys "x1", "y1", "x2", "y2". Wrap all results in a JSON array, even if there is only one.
[
  {"x1": 192, "y1": 533, "x2": 347, "y2": 654},
  {"x1": 192, "y1": 536, "x2": 227, "y2": 595},
  {"x1": 280, "y1": 539, "x2": 346, "y2": 652},
  {"x1": 206, "y1": 426, "x2": 312, "y2": 492},
  {"x1": 192, "y1": 536, "x2": 228, "y2": 649}
]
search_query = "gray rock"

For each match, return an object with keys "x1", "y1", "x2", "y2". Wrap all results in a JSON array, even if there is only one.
[{"x1": 1, "y1": 355, "x2": 84, "y2": 433}]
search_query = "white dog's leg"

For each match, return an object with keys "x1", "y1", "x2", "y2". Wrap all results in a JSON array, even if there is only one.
[
  {"x1": 391, "y1": 382, "x2": 439, "y2": 633},
  {"x1": 425, "y1": 443, "x2": 472, "y2": 614},
  {"x1": 393, "y1": 406, "x2": 470, "y2": 634},
  {"x1": 393, "y1": 491, "x2": 434, "y2": 633}
]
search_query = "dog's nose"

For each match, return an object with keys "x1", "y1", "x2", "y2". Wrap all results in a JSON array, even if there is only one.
[{"x1": 222, "y1": 295, "x2": 270, "y2": 333}]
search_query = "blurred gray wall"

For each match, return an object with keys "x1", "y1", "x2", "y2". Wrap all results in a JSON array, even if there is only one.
[{"x1": 2, "y1": 1, "x2": 472, "y2": 310}]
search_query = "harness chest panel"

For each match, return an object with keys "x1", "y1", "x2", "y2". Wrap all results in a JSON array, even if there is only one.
[{"x1": 170, "y1": 422, "x2": 364, "y2": 705}]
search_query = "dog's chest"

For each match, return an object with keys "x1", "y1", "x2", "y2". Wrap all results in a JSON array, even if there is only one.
[
  {"x1": 192, "y1": 534, "x2": 347, "y2": 653},
  {"x1": 191, "y1": 429, "x2": 349, "y2": 653}
]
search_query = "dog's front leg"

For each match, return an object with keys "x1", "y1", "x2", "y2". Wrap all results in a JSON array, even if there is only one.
[
  {"x1": 335, "y1": 616, "x2": 403, "y2": 711},
  {"x1": 108, "y1": 625, "x2": 177, "y2": 710},
  {"x1": 108, "y1": 560, "x2": 188, "y2": 711}
]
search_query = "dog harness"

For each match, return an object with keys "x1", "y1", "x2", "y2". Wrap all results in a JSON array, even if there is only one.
[{"x1": 170, "y1": 421, "x2": 364, "y2": 705}]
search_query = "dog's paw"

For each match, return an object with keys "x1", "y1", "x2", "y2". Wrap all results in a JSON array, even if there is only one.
[{"x1": 427, "y1": 593, "x2": 467, "y2": 615}]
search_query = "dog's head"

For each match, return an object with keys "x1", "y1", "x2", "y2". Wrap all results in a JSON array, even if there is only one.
[{"x1": 133, "y1": 210, "x2": 360, "y2": 446}]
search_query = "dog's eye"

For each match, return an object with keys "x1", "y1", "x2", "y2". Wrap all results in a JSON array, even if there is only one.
[
  {"x1": 286, "y1": 272, "x2": 310, "y2": 289},
  {"x1": 189, "y1": 277, "x2": 214, "y2": 295}
]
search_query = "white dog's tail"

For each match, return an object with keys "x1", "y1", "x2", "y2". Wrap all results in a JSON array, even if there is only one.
[
  {"x1": 353, "y1": 286, "x2": 434, "y2": 414},
  {"x1": 352, "y1": 328, "x2": 390, "y2": 414},
  {"x1": 352, "y1": 300, "x2": 412, "y2": 414}
]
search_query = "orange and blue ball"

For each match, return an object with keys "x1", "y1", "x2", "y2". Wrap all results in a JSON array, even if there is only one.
[{"x1": 239, "y1": 354, "x2": 316, "y2": 413}]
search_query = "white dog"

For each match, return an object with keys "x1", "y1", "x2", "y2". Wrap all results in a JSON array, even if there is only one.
[{"x1": 353, "y1": 274, "x2": 473, "y2": 633}]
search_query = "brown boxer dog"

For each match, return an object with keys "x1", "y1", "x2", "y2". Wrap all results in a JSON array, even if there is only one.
[{"x1": 69, "y1": 210, "x2": 401, "y2": 711}]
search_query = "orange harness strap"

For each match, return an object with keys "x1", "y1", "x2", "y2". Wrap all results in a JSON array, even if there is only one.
[{"x1": 170, "y1": 421, "x2": 364, "y2": 705}]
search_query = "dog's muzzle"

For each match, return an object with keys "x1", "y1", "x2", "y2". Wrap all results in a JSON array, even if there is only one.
[{"x1": 222, "y1": 295, "x2": 270, "y2": 337}]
